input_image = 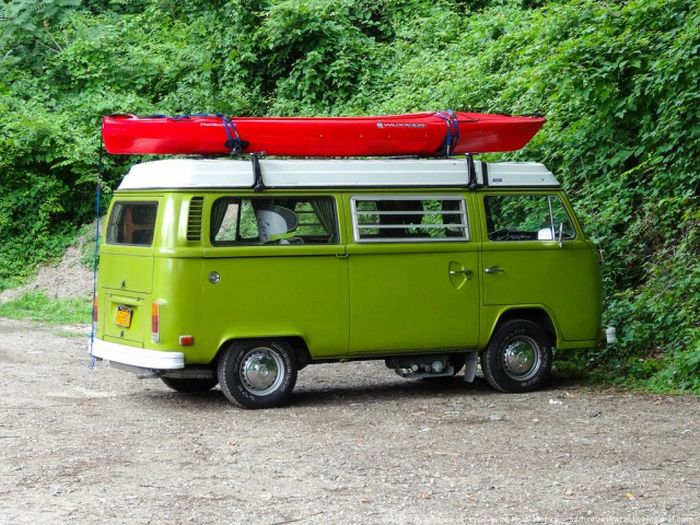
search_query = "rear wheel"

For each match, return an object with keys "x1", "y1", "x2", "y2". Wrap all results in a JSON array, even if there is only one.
[
  {"x1": 217, "y1": 340, "x2": 298, "y2": 409},
  {"x1": 480, "y1": 319, "x2": 552, "y2": 393},
  {"x1": 161, "y1": 376, "x2": 218, "y2": 393}
]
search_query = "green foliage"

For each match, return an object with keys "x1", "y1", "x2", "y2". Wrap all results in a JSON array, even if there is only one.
[
  {"x1": 0, "y1": 292, "x2": 92, "y2": 325},
  {"x1": 77, "y1": 220, "x2": 100, "y2": 268},
  {"x1": 0, "y1": 0, "x2": 697, "y2": 391}
]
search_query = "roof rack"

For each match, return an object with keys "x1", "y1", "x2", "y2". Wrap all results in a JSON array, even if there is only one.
[{"x1": 118, "y1": 157, "x2": 559, "y2": 190}]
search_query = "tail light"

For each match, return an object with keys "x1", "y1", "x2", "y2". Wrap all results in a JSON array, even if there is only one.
[{"x1": 151, "y1": 302, "x2": 160, "y2": 343}]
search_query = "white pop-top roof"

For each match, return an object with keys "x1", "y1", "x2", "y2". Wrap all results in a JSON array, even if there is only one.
[{"x1": 119, "y1": 158, "x2": 559, "y2": 190}]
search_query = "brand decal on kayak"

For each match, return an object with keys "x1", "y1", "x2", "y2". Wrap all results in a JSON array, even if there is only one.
[{"x1": 376, "y1": 122, "x2": 426, "y2": 129}]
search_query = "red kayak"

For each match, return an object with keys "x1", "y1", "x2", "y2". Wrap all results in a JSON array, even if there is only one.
[{"x1": 102, "y1": 111, "x2": 544, "y2": 157}]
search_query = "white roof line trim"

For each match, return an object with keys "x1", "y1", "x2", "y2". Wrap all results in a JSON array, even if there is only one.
[{"x1": 118, "y1": 159, "x2": 559, "y2": 190}]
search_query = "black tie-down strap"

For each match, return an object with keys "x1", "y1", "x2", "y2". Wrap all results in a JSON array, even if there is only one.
[
  {"x1": 219, "y1": 115, "x2": 249, "y2": 154},
  {"x1": 164, "y1": 113, "x2": 249, "y2": 154},
  {"x1": 251, "y1": 154, "x2": 265, "y2": 192}
]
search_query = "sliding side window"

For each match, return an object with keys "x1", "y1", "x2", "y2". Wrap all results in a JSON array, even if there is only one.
[{"x1": 211, "y1": 196, "x2": 338, "y2": 246}]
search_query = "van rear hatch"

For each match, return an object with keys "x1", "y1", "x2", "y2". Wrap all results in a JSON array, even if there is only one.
[
  {"x1": 100, "y1": 253, "x2": 153, "y2": 294},
  {"x1": 100, "y1": 254, "x2": 153, "y2": 345},
  {"x1": 99, "y1": 200, "x2": 159, "y2": 345}
]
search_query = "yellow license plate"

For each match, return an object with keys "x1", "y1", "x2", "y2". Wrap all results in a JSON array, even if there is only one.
[{"x1": 115, "y1": 305, "x2": 133, "y2": 328}]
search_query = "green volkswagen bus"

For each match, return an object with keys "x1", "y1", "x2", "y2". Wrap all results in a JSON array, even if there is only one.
[{"x1": 91, "y1": 158, "x2": 606, "y2": 408}]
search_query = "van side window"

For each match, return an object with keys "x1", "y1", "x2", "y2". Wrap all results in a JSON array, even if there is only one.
[
  {"x1": 484, "y1": 195, "x2": 576, "y2": 242},
  {"x1": 351, "y1": 196, "x2": 469, "y2": 242},
  {"x1": 106, "y1": 202, "x2": 158, "y2": 246},
  {"x1": 211, "y1": 197, "x2": 338, "y2": 245}
]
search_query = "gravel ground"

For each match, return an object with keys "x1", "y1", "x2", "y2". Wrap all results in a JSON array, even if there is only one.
[{"x1": 0, "y1": 317, "x2": 698, "y2": 524}]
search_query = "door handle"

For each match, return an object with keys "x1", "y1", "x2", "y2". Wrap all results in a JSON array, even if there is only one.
[
  {"x1": 449, "y1": 269, "x2": 473, "y2": 279},
  {"x1": 484, "y1": 266, "x2": 504, "y2": 274}
]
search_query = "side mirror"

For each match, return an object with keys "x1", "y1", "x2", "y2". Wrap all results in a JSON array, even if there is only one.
[{"x1": 537, "y1": 228, "x2": 554, "y2": 241}]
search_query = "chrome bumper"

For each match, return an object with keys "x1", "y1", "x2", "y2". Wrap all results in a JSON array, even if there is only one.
[{"x1": 90, "y1": 338, "x2": 185, "y2": 370}]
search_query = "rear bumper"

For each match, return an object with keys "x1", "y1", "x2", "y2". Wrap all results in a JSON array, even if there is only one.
[{"x1": 91, "y1": 338, "x2": 185, "y2": 370}]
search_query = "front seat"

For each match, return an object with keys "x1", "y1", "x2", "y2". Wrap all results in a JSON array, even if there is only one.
[{"x1": 255, "y1": 205, "x2": 303, "y2": 244}]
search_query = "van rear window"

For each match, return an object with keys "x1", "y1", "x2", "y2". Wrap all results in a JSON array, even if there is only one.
[{"x1": 106, "y1": 202, "x2": 158, "y2": 246}]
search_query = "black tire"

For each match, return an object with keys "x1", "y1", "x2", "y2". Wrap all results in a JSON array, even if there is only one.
[
  {"x1": 480, "y1": 319, "x2": 552, "y2": 393},
  {"x1": 217, "y1": 339, "x2": 297, "y2": 409},
  {"x1": 161, "y1": 376, "x2": 218, "y2": 393}
]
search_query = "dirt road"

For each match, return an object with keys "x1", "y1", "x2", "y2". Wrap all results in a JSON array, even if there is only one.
[{"x1": 0, "y1": 317, "x2": 697, "y2": 524}]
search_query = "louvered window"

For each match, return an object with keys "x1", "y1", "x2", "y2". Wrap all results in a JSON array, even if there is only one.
[
  {"x1": 351, "y1": 195, "x2": 469, "y2": 242},
  {"x1": 186, "y1": 197, "x2": 204, "y2": 241}
]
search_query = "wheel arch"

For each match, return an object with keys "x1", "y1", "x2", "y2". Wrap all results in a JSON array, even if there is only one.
[
  {"x1": 488, "y1": 307, "x2": 559, "y2": 348},
  {"x1": 212, "y1": 335, "x2": 312, "y2": 370}
]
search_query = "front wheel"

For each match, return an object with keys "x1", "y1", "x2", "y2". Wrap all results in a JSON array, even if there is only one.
[
  {"x1": 480, "y1": 319, "x2": 552, "y2": 393},
  {"x1": 217, "y1": 340, "x2": 298, "y2": 409}
]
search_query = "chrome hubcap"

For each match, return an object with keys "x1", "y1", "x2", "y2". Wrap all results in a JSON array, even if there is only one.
[
  {"x1": 240, "y1": 347, "x2": 284, "y2": 396},
  {"x1": 502, "y1": 336, "x2": 541, "y2": 381}
]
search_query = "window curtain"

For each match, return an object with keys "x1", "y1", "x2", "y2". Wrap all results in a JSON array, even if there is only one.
[{"x1": 311, "y1": 199, "x2": 338, "y2": 242}]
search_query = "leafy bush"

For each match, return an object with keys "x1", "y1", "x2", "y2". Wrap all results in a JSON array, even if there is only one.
[{"x1": 0, "y1": 0, "x2": 697, "y2": 392}]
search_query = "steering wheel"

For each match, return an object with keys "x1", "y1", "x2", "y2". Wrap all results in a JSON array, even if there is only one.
[{"x1": 488, "y1": 229, "x2": 510, "y2": 241}]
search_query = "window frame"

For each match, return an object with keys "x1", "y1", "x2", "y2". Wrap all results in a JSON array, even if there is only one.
[
  {"x1": 209, "y1": 195, "x2": 340, "y2": 247},
  {"x1": 482, "y1": 192, "x2": 578, "y2": 243},
  {"x1": 350, "y1": 194, "x2": 470, "y2": 243},
  {"x1": 105, "y1": 200, "x2": 159, "y2": 247}
]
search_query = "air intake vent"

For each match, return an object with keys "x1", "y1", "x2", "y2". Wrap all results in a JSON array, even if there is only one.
[{"x1": 186, "y1": 197, "x2": 204, "y2": 241}]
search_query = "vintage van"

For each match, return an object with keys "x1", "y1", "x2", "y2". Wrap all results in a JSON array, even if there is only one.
[{"x1": 91, "y1": 157, "x2": 604, "y2": 408}]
